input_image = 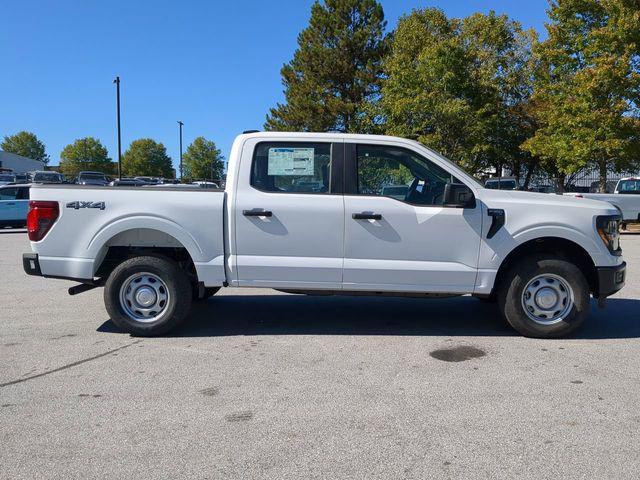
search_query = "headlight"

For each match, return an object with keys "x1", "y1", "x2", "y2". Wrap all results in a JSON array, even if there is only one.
[{"x1": 596, "y1": 215, "x2": 622, "y2": 255}]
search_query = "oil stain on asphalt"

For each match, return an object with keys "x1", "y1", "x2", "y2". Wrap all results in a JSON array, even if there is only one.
[
  {"x1": 225, "y1": 411, "x2": 253, "y2": 422},
  {"x1": 199, "y1": 387, "x2": 219, "y2": 396},
  {"x1": 430, "y1": 345, "x2": 486, "y2": 362}
]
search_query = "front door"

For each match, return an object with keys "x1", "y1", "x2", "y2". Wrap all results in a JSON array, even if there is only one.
[
  {"x1": 343, "y1": 143, "x2": 483, "y2": 293},
  {"x1": 234, "y1": 140, "x2": 344, "y2": 289}
]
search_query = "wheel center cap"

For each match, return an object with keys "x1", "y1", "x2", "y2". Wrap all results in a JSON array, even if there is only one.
[
  {"x1": 535, "y1": 287, "x2": 558, "y2": 310},
  {"x1": 135, "y1": 287, "x2": 156, "y2": 307}
]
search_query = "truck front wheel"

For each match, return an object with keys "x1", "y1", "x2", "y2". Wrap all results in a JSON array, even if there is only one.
[
  {"x1": 497, "y1": 255, "x2": 590, "y2": 338},
  {"x1": 104, "y1": 255, "x2": 192, "y2": 336}
]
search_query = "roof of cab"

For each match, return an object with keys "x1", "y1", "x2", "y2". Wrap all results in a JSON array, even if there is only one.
[{"x1": 235, "y1": 131, "x2": 433, "y2": 151}]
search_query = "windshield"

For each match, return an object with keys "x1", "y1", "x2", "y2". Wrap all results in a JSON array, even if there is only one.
[
  {"x1": 617, "y1": 179, "x2": 640, "y2": 193},
  {"x1": 412, "y1": 141, "x2": 484, "y2": 187},
  {"x1": 0, "y1": 174, "x2": 15, "y2": 182}
]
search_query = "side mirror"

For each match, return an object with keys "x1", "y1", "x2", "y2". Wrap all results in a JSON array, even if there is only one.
[{"x1": 443, "y1": 183, "x2": 475, "y2": 208}]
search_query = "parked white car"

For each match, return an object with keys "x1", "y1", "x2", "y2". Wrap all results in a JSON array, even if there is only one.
[
  {"x1": 23, "y1": 132, "x2": 625, "y2": 338},
  {"x1": 564, "y1": 177, "x2": 640, "y2": 228}
]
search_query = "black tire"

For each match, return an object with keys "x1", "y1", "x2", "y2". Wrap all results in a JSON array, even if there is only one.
[
  {"x1": 497, "y1": 255, "x2": 590, "y2": 338},
  {"x1": 104, "y1": 255, "x2": 192, "y2": 336},
  {"x1": 193, "y1": 286, "x2": 220, "y2": 301}
]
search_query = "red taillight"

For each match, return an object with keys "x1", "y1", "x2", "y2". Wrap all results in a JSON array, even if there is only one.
[{"x1": 27, "y1": 201, "x2": 59, "y2": 241}]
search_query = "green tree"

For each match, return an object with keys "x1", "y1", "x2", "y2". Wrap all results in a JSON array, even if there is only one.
[
  {"x1": 265, "y1": 0, "x2": 388, "y2": 132},
  {"x1": 460, "y1": 12, "x2": 540, "y2": 186},
  {"x1": 182, "y1": 137, "x2": 224, "y2": 181},
  {"x1": 522, "y1": 0, "x2": 640, "y2": 192},
  {"x1": 380, "y1": 8, "x2": 538, "y2": 178},
  {"x1": 59, "y1": 137, "x2": 113, "y2": 177},
  {"x1": 1, "y1": 131, "x2": 49, "y2": 164},
  {"x1": 122, "y1": 138, "x2": 173, "y2": 178}
]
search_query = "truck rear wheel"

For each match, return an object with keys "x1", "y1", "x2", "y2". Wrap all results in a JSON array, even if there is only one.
[
  {"x1": 497, "y1": 255, "x2": 590, "y2": 338},
  {"x1": 104, "y1": 255, "x2": 192, "y2": 336}
]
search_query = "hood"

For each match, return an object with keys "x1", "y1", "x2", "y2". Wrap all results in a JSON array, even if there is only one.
[{"x1": 480, "y1": 188, "x2": 620, "y2": 214}]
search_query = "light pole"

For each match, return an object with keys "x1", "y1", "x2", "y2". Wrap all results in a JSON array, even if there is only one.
[
  {"x1": 177, "y1": 121, "x2": 184, "y2": 181},
  {"x1": 113, "y1": 76, "x2": 122, "y2": 179}
]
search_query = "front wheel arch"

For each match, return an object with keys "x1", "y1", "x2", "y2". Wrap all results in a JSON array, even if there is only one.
[{"x1": 492, "y1": 237, "x2": 598, "y2": 297}]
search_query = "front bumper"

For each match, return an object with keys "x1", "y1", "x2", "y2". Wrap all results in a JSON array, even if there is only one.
[
  {"x1": 23, "y1": 253, "x2": 42, "y2": 276},
  {"x1": 596, "y1": 261, "x2": 626, "y2": 298}
]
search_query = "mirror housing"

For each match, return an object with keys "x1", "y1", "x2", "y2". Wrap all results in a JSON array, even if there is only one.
[{"x1": 443, "y1": 183, "x2": 475, "y2": 208}]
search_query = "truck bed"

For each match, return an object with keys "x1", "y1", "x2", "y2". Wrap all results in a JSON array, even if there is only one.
[
  {"x1": 28, "y1": 184, "x2": 227, "y2": 285},
  {"x1": 564, "y1": 192, "x2": 640, "y2": 223}
]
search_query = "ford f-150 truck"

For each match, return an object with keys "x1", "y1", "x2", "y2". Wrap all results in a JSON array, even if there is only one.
[
  {"x1": 564, "y1": 177, "x2": 640, "y2": 230},
  {"x1": 23, "y1": 132, "x2": 626, "y2": 338}
]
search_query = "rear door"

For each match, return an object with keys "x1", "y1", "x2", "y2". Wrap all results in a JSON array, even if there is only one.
[
  {"x1": 233, "y1": 139, "x2": 345, "y2": 289},
  {"x1": 342, "y1": 143, "x2": 483, "y2": 293}
]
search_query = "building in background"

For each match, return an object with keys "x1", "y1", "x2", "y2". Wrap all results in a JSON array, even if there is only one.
[{"x1": 0, "y1": 150, "x2": 44, "y2": 173}]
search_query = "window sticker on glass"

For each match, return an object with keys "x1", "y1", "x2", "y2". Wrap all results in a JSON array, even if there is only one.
[{"x1": 267, "y1": 148, "x2": 315, "y2": 176}]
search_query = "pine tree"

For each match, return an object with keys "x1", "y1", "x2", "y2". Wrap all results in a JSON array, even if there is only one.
[{"x1": 265, "y1": 0, "x2": 388, "y2": 133}]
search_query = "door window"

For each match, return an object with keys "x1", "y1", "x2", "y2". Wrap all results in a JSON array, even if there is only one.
[
  {"x1": 251, "y1": 142, "x2": 332, "y2": 193},
  {"x1": 356, "y1": 145, "x2": 459, "y2": 206},
  {"x1": 0, "y1": 188, "x2": 18, "y2": 200}
]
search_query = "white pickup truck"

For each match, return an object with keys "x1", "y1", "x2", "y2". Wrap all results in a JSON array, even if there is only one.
[
  {"x1": 564, "y1": 177, "x2": 640, "y2": 229},
  {"x1": 23, "y1": 132, "x2": 626, "y2": 338}
]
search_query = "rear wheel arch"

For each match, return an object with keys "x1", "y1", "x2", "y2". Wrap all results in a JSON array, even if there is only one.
[
  {"x1": 492, "y1": 237, "x2": 598, "y2": 297},
  {"x1": 94, "y1": 228, "x2": 199, "y2": 282}
]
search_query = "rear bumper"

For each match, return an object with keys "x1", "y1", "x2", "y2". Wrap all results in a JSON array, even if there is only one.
[
  {"x1": 23, "y1": 253, "x2": 42, "y2": 276},
  {"x1": 23, "y1": 253, "x2": 93, "y2": 283},
  {"x1": 596, "y1": 262, "x2": 626, "y2": 298}
]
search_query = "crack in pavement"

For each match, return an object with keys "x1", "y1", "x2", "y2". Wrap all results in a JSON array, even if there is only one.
[{"x1": 0, "y1": 340, "x2": 141, "y2": 388}]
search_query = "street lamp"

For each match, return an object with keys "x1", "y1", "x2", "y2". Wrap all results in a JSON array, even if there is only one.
[
  {"x1": 113, "y1": 76, "x2": 122, "y2": 179},
  {"x1": 177, "y1": 121, "x2": 184, "y2": 181}
]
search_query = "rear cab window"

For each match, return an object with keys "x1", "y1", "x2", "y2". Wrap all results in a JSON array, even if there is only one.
[
  {"x1": 617, "y1": 180, "x2": 640, "y2": 193},
  {"x1": 251, "y1": 142, "x2": 332, "y2": 194}
]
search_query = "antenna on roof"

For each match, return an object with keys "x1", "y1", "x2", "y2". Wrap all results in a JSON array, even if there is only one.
[{"x1": 242, "y1": 130, "x2": 260, "y2": 134}]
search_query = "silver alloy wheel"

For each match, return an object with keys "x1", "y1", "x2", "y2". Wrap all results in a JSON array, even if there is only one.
[
  {"x1": 521, "y1": 273, "x2": 574, "y2": 325},
  {"x1": 119, "y1": 272, "x2": 170, "y2": 323}
]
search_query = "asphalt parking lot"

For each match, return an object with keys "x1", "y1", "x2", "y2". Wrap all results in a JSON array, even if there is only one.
[{"x1": 1, "y1": 230, "x2": 639, "y2": 479}]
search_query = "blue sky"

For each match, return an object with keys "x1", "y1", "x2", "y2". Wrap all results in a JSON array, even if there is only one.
[{"x1": 0, "y1": 0, "x2": 550, "y2": 170}]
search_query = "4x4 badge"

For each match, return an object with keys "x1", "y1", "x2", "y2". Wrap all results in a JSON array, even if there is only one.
[{"x1": 66, "y1": 201, "x2": 105, "y2": 210}]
